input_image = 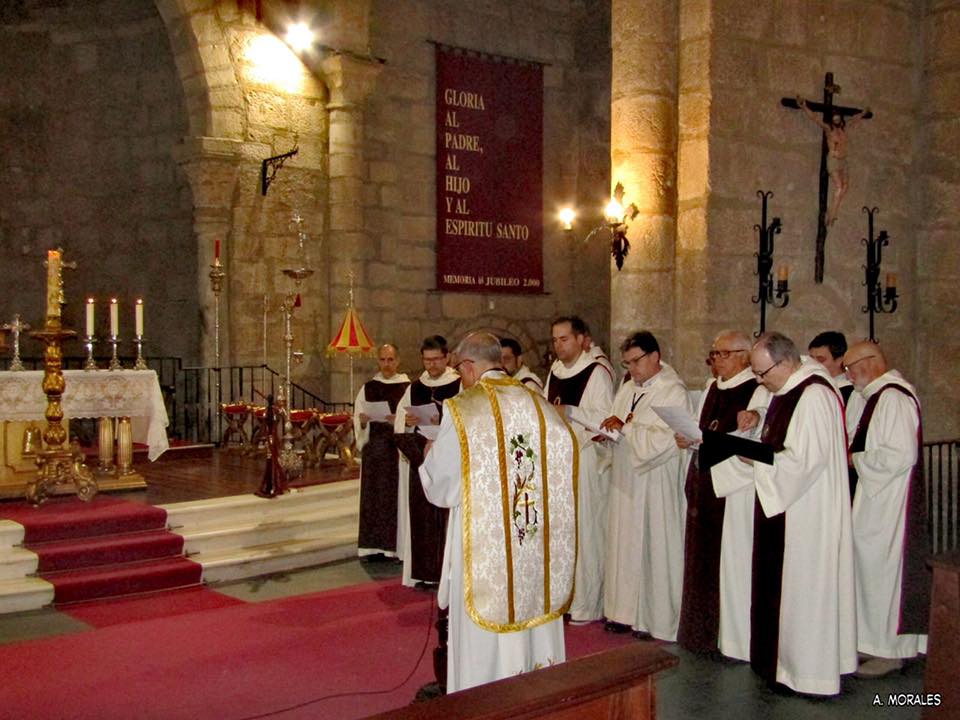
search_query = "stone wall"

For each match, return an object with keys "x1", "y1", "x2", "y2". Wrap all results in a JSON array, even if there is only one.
[
  {"x1": 917, "y1": 0, "x2": 960, "y2": 439},
  {"x1": 337, "y1": 0, "x2": 612, "y2": 397},
  {"x1": 609, "y1": 0, "x2": 958, "y2": 438},
  {"x1": 0, "y1": 0, "x2": 196, "y2": 362}
]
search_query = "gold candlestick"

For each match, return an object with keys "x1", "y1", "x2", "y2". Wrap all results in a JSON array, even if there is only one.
[{"x1": 28, "y1": 251, "x2": 96, "y2": 504}]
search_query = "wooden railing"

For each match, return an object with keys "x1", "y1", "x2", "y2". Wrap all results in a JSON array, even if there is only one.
[{"x1": 365, "y1": 643, "x2": 678, "y2": 720}]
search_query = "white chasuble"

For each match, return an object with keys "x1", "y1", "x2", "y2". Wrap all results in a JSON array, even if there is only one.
[{"x1": 448, "y1": 376, "x2": 578, "y2": 629}]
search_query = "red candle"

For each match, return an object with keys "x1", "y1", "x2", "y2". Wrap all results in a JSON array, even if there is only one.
[{"x1": 215, "y1": 239, "x2": 220, "y2": 260}]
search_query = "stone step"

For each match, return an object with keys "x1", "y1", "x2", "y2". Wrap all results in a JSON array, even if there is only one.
[
  {"x1": 197, "y1": 530, "x2": 358, "y2": 584},
  {"x1": 163, "y1": 481, "x2": 359, "y2": 530},
  {"x1": 0, "y1": 576, "x2": 54, "y2": 614},
  {"x1": 0, "y1": 520, "x2": 24, "y2": 550},
  {"x1": 0, "y1": 546, "x2": 38, "y2": 581},
  {"x1": 182, "y1": 510, "x2": 357, "y2": 555}
]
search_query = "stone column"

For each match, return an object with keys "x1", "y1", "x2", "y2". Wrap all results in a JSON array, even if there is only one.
[
  {"x1": 609, "y1": 0, "x2": 679, "y2": 357},
  {"x1": 173, "y1": 136, "x2": 242, "y2": 368},
  {"x1": 320, "y1": 53, "x2": 383, "y2": 403}
]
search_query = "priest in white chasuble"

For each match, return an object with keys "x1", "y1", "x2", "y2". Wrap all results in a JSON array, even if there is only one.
[
  {"x1": 544, "y1": 315, "x2": 613, "y2": 624},
  {"x1": 420, "y1": 332, "x2": 578, "y2": 693},
  {"x1": 353, "y1": 344, "x2": 410, "y2": 557},
  {"x1": 843, "y1": 341, "x2": 928, "y2": 677},
  {"x1": 601, "y1": 330, "x2": 691, "y2": 642},
  {"x1": 744, "y1": 332, "x2": 856, "y2": 696},
  {"x1": 676, "y1": 330, "x2": 768, "y2": 658}
]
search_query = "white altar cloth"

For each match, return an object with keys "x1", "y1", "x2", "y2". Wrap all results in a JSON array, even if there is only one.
[{"x1": 0, "y1": 370, "x2": 169, "y2": 460}]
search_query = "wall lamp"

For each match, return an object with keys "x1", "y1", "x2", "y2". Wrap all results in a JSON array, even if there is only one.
[{"x1": 560, "y1": 182, "x2": 639, "y2": 271}]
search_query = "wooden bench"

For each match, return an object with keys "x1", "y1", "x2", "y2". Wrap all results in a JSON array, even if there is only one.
[{"x1": 365, "y1": 642, "x2": 678, "y2": 720}]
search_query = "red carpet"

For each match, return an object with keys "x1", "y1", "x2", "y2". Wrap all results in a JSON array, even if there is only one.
[
  {"x1": 0, "y1": 496, "x2": 201, "y2": 604},
  {"x1": 64, "y1": 586, "x2": 245, "y2": 628},
  {"x1": 0, "y1": 496, "x2": 168, "y2": 543},
  {"x1": 0, "y1": 579, "x2": 638, "y2": 720}
]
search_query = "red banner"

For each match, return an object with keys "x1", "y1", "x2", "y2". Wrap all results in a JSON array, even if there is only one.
[{"x1": 435, "y1": 46, "x2": 543, "y2": 294}]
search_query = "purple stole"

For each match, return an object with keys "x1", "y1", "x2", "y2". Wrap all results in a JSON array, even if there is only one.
[
  {"x1": 547, "y1": 362, "x2": 600, "y2": 406},
  {"x1": 750, "y1": 374, "x2": 836, "y2": 684},
  {"x1": 849, "y1": 383, "x2": 929, "y2": 634},
  {"x1": 677, "y1": 378, "x2": 758, "y2": 653}
]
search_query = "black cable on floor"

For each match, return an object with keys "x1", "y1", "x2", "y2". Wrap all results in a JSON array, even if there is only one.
[{"x1": 234, "y1": 590, "x2": 438, "y2": 720}]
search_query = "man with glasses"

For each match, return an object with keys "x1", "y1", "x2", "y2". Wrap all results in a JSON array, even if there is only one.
[
  {"x1": 544, "y1": 315, "x2": 614, "y2": 625},
  {"x1": 600, "y1": 330, "x2": 691, "y2": 641},
  {"x1": 738, "y1": 331, "x2": 856, "y2": 695},
  {"x1": 354, "y1": 343, "x2": 411, "y2": 559},
  {"x1": 842, "y1": 341, "x2": 929, "y2": 678},
  {"x1": 394, "y1": 335, "x2": 461, "y2": 588},
  {"x1": 419, "y1": 331, "x2": 577, "y2": 692},
  {"x1": 676, "y1": 331, "x2": 768, "y2": 658}
]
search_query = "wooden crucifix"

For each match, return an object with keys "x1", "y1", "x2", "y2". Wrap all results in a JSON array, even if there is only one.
[{"x1": 781, "y1": 73, "x2": 872, "y2": 283}]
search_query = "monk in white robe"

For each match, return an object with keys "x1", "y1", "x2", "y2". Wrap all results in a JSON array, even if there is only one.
[
  {"x1": 743, "y1": 332, "x2": 857, "y2": 696},
  {"x1": 395, "y1": 337, "x2": 460, "y2": 587},
  {"x1": 353, "y1": 344, "x2": 410, "y2": 557},
  {"x1": 545, "y1": 316, "x2": 614, "y2": 623},
  {"x1": 499, "y1": 336, "x2": 544, "y2": 394},
  {"x1": 676, "y1": 330, "x2": 768, "y2": 657},
  {"x1": 601, "y1": 331, "x2": 691, "y2": 641},
  {"x1": 420, "y1": 332, "x2": 577, "y2": 692},
  {"x1": 843, "y1": 341, "x2": 929, "y2": 676}
]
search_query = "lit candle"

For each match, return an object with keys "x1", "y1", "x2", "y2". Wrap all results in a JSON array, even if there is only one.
[
  {"x1": 86, "y1": 298, "x2": 95, "y2": 337},
  {"x1": 777, "y1": 265, "x2": 789, "y2": 282},
  {"x1": 46, "y1": 249, "x2": 62, "y2": 319},
  {"x1": 886, "y1": 272, "x2": 897, "y2": 289},
  {"x1": 135, "y1": 299, "x2": 144, "y2": 337},
  {"x1": 110, "y1": 298, "x2": 119, "y2": 337}
]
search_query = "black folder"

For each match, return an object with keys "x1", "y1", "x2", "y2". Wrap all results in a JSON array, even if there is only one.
[{"x1": 699, "y1": 428, "x2": 775, "y2": 468}]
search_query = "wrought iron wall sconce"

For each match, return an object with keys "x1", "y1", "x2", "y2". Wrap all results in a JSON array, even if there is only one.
[
  {"x1": 261, "y1": 145, "x2": 299, "y2": 196},
  {"x1": 752, "y1": 190, "x2": 789, "y2": 336},
  {"x1": 559, "y1": 182, "x2": 639, "y2": 271},
  {"x1": 861, "y1": 206, "x2": 897, "y2": 343}
]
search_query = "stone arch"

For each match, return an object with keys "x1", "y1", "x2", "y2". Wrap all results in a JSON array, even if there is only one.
[{"x1": 153, "y1": 0, "x2": 245, "y2": 142}]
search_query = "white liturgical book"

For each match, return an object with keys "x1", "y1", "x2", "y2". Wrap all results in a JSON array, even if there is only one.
[
  {"x1": 652, "y1": 405, "x2": 702, "y2": 442},
  {"x1": 404, "y1": 403, "x2": 440, "y2": 427},
  {"x1": 565, "y1": 406, "x2": 621, "y2": 443},
  {"x1": 363, "y1": 401, "x2": 392, "y2": 423}
]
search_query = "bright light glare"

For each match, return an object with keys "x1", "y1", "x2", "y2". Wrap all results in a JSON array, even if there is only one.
[
  {"x1": 558, "y1": 207, "x2": 576, "y2": 230},
  {"x1": 286, "y1": 22, "x2": 314, "y2": 52},
  {"x1": 245, "y1": 34, "x2": 305, "y2": 91},
  {"x1": 604, "y1": 198, "x2": 624, "y2": 223}
]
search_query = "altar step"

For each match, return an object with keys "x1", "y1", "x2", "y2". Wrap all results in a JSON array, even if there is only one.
[{"x1": 0, "y1": 479, "x2": 360, "y2": 614}]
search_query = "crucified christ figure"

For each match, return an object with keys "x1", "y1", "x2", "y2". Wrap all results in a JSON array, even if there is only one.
[{"x1": 797, "y1": 95, "x2": 870, "y2": 226}]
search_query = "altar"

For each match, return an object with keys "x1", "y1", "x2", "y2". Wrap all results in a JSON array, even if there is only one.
[{"x1": 0, "y1": 369, "x2": 169, "y2": 498}]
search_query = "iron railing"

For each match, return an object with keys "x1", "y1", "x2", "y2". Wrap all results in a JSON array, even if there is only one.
[{"x1": 925, "y1": 438, "x2": 959, "y2": 554}]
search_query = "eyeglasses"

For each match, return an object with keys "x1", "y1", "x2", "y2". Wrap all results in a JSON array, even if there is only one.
[
  {"x1": 842, "y1": 355, "x2": 876, "y2": 372},
  {"x1": 708, "y1": 349, "x2": 746, "y2": 360},
  {"x1": 753, "y1": 360, "x2": 781, "y2": 379},
  {"x1": 453, "y1": 359, "x2": 473, "y2": 373},
  {"x1": 620, "y1": 352, "x2": 649, "y2": 369}
]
